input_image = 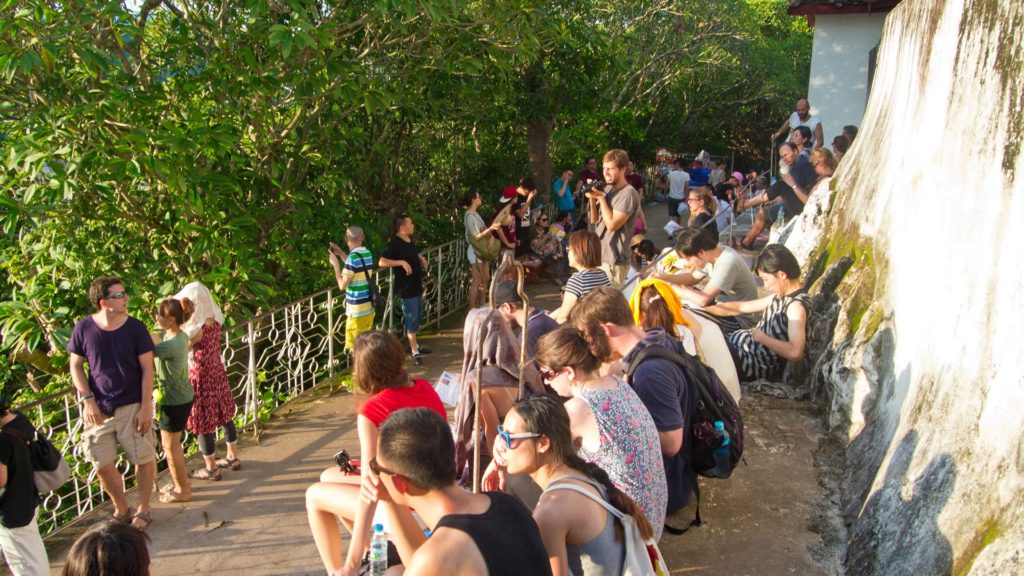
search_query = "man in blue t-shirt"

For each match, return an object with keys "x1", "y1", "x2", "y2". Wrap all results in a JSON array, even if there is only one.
[
  {"x1": 68, "y1": 275, "x2": 157, "y2": 530},
  {"x1": 569, "y1": 287, "x2": 696, "y2": 515},
  {"x1": 552, "y1": 168, "x2": 576, "y2": 224}
]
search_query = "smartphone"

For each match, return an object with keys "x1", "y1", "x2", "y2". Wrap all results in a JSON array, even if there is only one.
[{"x1": 329, "y1": 242, "x2": 344, "y2": 257}]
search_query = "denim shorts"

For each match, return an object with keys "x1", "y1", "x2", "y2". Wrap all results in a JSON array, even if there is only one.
[{"x1": 401, "y1": 296, "x2": 424, "y2": 334}]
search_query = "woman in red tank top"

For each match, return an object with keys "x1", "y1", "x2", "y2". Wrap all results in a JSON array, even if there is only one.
[{"x1": 306, "y1": 331, "x2": 445, "y2": 576}]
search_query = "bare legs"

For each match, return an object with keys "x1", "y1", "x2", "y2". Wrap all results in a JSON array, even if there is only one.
[
  {"x1": 468, "y1": 262, "x2": 490, "y2": 309},
  {"x1": 159, "y1": 430, "x2": 191, "y2": 501},
  {"x1": 480, "y1": 387, "x2": 516, "y2": 458},
  {"x1": 305, "y1": 474, "x2": 363, "y2": 575}
]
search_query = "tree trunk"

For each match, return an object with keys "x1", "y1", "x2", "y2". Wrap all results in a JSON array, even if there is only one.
[{"x1": 526, "y1": 119, "x2": 554, "y2": 208}]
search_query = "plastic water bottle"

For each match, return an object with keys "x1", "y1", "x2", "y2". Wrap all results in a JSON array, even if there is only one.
[
  {"x1": 712, "y1": 421, "x2": 731, "y2": 478},
  {"x1": 369, "y1": 523, "x2": 388, "y2": 576}
]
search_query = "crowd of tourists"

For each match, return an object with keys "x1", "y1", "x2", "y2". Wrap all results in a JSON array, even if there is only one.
[{"x1": 1, "y1": 103, "x2": 845, "y2": 575}]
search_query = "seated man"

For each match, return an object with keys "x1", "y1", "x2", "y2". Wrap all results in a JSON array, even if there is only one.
[
  {"x1": 368, "y1": 408, "x2": 553, "y2": 576},
  {"x1": 736, "y1": 142, "x2": 818, "y2": 249},
  {"x1": 493, "y1": 280, "x2": 558, "y2": 361},
  {"x1": 654, "y1": 227, "x2": 759, "y2": 334}
]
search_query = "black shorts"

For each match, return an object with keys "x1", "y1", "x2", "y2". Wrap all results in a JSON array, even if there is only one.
[{"x1": 159, "y1": 401, "x2": 193, "y2": 433}]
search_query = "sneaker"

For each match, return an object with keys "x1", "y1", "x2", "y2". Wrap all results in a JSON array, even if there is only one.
[
  {"x1": 416, "y1": 345, "x2": 432, "y2": 355},
  {"x1": 413, "y1": 353, "x2": 423, "y2": 366}
]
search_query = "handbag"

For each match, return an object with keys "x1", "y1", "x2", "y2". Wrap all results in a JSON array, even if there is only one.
[
  {"x1": 2, "y1": 415, "x2": 72, "y2": 493},
  {"x1": 547, "y1": 482, "x2": 670, "y2": 576},
  {"x1": 356, "y1": 252, "x2": 385, "y2": 311},
  {"x1": 466, "y1": 212, "x2": 500, "y2": 262}
]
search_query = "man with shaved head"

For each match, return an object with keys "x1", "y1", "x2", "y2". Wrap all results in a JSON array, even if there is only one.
[
  {"x1": 772, "y1": 98, "x2": 824, "y2": 149},
  {"x1": 329, "y1": 225, "x2": 377, "y2": 350}
]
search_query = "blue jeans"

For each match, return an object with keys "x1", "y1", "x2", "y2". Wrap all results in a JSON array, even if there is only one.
[{"x1": 401, "y1": 296, "x2": 424, "y2": 334}]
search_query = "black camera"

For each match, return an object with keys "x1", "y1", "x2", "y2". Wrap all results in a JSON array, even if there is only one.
[{"x1": 333, "y1": 449, "x2": 356, "y2": 473}]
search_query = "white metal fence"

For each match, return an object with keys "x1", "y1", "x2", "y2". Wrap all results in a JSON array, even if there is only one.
[{"x1": 16, "y1": 238, "x2": 470, "y2": 536}]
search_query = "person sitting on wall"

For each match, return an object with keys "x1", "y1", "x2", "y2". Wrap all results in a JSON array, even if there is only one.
[
  {"x1": 734, "y1": 142, "x2": 820, "y2": 250},
  {"x1": 654, "y1": 227, "x2": 760, "y2": 334},
  {"x1": 705, "y1": 244, "x2": 811, "y2": 382}
]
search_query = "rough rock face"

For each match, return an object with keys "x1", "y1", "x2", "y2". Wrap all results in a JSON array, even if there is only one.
[{"x1": 782, "y1": 0, "x2": 1024, "y2": 574}]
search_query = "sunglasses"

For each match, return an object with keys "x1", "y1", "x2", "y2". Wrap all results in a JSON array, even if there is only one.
[
  {"x1": 368, "y1": 457, "x2": 399, "y2": 477},
  {"x1": 104, "y1": 291, "x2": 127, "y2": 300},
  {"x1": 537, "y1": 366, "x2": 564, "y2": 383},
  {"x1": 496, "y1": 425, "x2": 540, "y2": 450}
]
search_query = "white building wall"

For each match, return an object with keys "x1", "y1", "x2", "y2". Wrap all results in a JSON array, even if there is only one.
[{"x1": 807, "y1": 13, "x2": 887, "y2": 142}]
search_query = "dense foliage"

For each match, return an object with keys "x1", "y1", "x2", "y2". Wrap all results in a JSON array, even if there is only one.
[{"x1": 0, "y1": 0, "x2": 810, "y2": 401}]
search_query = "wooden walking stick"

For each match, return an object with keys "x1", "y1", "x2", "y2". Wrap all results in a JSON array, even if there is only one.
[{"x1": 471, "y1": 251, "x2": 528, "y2": 492}]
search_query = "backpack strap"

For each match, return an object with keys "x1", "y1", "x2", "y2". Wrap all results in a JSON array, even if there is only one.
[{"x1": 544, "y1": 482, "x2": 626, "y2": 522}]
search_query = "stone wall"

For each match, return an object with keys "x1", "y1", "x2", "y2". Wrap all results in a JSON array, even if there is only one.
[{"x1": 783, "y1": 0, "x2": 1023, "y2": 573}]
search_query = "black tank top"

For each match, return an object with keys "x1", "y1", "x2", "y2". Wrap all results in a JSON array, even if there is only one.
[{"x1": 434, "y1": 491, "x2": 553, "y2": 576}]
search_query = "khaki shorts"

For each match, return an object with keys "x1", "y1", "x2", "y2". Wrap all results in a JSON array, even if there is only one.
[
  {"x1": 345, "y1": 312, "x2": 375, "y2": 350},
  {"x1": 601, "y1": 263, "x2": 630, "y2": 290},
  {"x1": 81, "y1": 402, "x2": 157, "y2": 467}
]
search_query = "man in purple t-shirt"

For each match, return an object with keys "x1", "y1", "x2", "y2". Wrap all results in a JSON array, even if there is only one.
[{"x1": 67, "y1": 276, "x2": 157, "y2": 530}]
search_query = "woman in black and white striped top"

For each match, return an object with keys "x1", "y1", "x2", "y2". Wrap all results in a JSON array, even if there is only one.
[
  {"x1": 708, "y1": 244, "x2": 810, "y2": 381},
  {"x1": 550, "y1": 230, "x2": 611, "y2": 323}
]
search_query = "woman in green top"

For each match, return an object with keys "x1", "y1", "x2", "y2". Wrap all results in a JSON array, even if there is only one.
[{"x1": 151, "y1": 298, "x2": 196, "y2": 503}]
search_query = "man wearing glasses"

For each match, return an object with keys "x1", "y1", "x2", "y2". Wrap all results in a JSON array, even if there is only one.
[
  {"x1": 364, "y1": 408, "x2": 552, "y2": 576},
  {"x1": 68, "y1": 275, "x2": 157, "y2": 530}
]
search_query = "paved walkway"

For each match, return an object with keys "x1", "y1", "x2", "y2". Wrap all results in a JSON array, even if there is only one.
[{"x1": 41, "y1": 201, "x2": 840, "y2": 576}]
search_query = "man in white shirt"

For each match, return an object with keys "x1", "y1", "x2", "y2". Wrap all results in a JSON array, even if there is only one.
[
  {"x1": 772, "y1": 98, "x2": 824, "y2": 149},
  {"x1": 666, "y1": 156, "x2": 690, "y2": 224}
]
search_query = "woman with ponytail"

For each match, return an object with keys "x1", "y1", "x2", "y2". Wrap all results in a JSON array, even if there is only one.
[
  {"x1": 486, "y1": 326, "x2": 666, "y2": 540},
  {"x1": 497, "y1": 395, "x2": 655, "y2": 575},
  {"x1": 150, "y1": 298, "x2": 195, "y2": 503}
]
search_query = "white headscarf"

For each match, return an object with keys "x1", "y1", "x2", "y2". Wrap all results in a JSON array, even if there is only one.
[{"x1": 173, "y1": 281, "x2": 225, "y2": 338}]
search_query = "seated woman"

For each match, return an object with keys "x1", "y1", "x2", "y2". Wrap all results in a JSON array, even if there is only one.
[
  {"x1": 550, "y1": 230, "x2": 610, "y2": 323},
  {"x1": 707, "y1": 244, "x2": 810, "y2": 382},
  {"x1": 686, "y1": 186, "x2": 719, "y2": 244},
  {"x1": 485, "y1": 326, "x2": 666, "y2": 539},
  {"x1": 492, "y1": 395, "x2": 657, "y2": 575},
  {"x1": 531, "y1": 213, "x2": 568, "y2": 285},
  {"x1": 306, "y1": 331, "x2": 446, "y2": 576},
  {"x1": 631, "y1": 279, "x2": 742, "y2": 402}
]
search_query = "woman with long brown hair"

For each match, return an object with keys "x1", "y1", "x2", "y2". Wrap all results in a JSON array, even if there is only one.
[
  {"x1": 495, "y1": 395, "x2": 656, "y2": 575},
  {"x1": 306, "y1": 331, "x2": 446, "y2": 576}
]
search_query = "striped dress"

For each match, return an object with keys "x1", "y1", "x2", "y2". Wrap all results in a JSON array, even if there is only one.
[
  {"x1": 564, "y1": 268, "x2": 611, "y2": 299},
  {"x1": 728, "y1": 289, "x2": 811, "y2": 381}
]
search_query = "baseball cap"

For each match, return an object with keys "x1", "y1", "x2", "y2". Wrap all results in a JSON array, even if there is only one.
[
  {"x1": 731, "y1": 171, "x2": 744, "y2": 185},
  {"x1": 630, "y1": 233, "x2": 646, "y2": 248},
  {"x1": 499, "y1": 186, "x2": 517, "y2": 204},
  {"x1": 493, "y1": 280, "x2": 521, "y2": 305}
]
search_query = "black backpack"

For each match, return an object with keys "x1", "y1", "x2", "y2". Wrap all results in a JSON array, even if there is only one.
[
  {"x1": 626, "y1": 344, "x2": 745, "y2": 533},
  {"x1": 355, "y1": 252, "x2": 385, "y2": 312}
]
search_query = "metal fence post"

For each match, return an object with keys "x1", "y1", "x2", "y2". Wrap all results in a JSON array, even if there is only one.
[
  {"x1": 327, "y1": 288, "x2": 334, "y2": 382},
  {"x1": 247, "y1": 321, "x2": 259, "y2": 437}
]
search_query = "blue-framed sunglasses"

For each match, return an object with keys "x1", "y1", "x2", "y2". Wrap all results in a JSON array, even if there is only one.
[{"x1": 496, "y1": 425, "x2": 541, "y2": 450}]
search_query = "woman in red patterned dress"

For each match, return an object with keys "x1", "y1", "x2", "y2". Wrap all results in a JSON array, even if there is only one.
[{"x1": 174, "y1": 282, "x2": 240, "y2": 481}]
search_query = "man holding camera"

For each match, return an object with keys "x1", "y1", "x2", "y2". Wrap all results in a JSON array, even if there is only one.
[{"x1": 587, "y1": 149, "x2": 642, "y2": 289}]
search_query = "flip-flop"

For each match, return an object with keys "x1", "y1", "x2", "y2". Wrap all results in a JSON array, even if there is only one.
[
  {"x1": 131, "y1": 512, "x2": 153, "y2": 531},
  {"x1": 159, "y1": 491, "x2": 192, "y2": 504},
  {"x1": 215, "y1": 458, "x2": 242, "y2": 471},
  {"x1": 189, "y1": 467, "x2": 222, "y2": 481}
]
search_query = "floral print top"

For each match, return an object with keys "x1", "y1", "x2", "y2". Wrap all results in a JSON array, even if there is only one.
[{"x1": 576, "y1": 376, "x2": 667, "y2": 540}]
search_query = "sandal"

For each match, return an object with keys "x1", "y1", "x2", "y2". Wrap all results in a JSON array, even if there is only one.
[
  {"x1": 216, "y1": 457, "x2": 242, "y2": 471},
  {"x1": 159, "y1": 491, "x2": 192, "y2": 504},
  {"x1": 189, "y1": 467, "x2": 222, "y2": 481},
  {"x1": 131, "y1": 512, "x2": 153, "y2": 531},
  {"x1": 113, "y1": 511, "x2": 132, "y2": 524}
]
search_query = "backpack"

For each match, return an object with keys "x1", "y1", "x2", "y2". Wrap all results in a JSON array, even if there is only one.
[
  {"x1": 547, "y1": 482, "x2": 669, "y2": 576},
  {"x1": 466, "y1": 212, "x2": 500, "y2": 262},
  {"x1": 2, "y1": 414, "x2": 72, "y2": 493},
  {"x1": 626, "y1": 344, "x2": 745, "y2": 534},
  {"x1": 355, "y1": 252, "x2": 385, "y2": 312}
]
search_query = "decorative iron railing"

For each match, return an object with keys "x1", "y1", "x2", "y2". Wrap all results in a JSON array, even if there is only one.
[{"x1": 15, "y1": 238, "x2": 470, "y2": 536}]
